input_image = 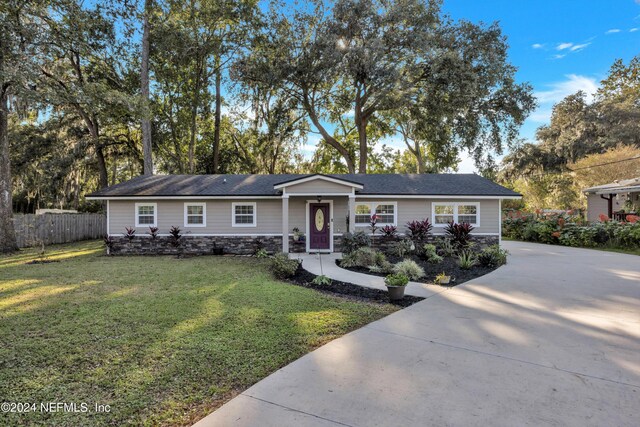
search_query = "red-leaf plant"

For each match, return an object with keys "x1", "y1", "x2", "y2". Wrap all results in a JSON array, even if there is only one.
[
  {"x1": 124, "y1": 227, "x2": 136, "y2": 241},
  {"x1": 405, "y1": 219, "x2": 432, "y2": 242}
]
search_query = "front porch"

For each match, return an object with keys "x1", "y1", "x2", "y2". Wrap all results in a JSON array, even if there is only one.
[{"x1": 277, "y1": 175, "x2": 363, "y2": 254}]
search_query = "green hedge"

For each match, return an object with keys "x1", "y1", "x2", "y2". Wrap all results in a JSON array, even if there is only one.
[{"x1": 503, "y1": 211, "x2": 640, "y2": 249}]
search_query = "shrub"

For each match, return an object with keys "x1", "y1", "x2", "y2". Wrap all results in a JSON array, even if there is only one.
[
  {"x1": 406, "y1": 219, "x2": 433, "y2": 242},
  {"x1": 169, "y1": 226, "x2": 183, "y2": 247},
  {"x1": 124, "y1": 227, "x2": 136, "y2": 241},
  {"x1": 368, "y1": 260, "x2": 394, "y2": 274},
  {"x1": 384, "y1": 273, "x2": 409, "y2": 287},
  {"x1": 457, "y1": 250, "x2": 477, "y2": 270},
  {"x1": 435, "y1": 237, "x2": 456, "y2": 257},
  {"x1": 269, "y1": 253, "x2": 300, "y2": 279},
  {"x1": 148, "y1": 227, "x2": 159, "y2": 239},
  {"x1": 477, "y1": 245, "x2": 508, "y2": 268},
  {"x1": 393, "y1": 259, "x2": 424, "y2": 280},
  {"x1": 389, "y1": 239, "x2": 415, "y2": 258},
  {"x1": 252, "y1": 238, "x2": 265, "y2": 254},
  {"x1": 422, "y1": 244, "x2": 443, "y2": 264},
  {"x1": 380, "y1": 225, "x2": 398, "y2": 237},
  {"x1": 342, "y1": 231, "x2": 371, "y2": 254},
  {"x1": 312, "y1": 275, "x2": 332, "y2": 286},
  {"x1": 341, "y1": 247, "x2": 386, "y2": 268},
  {"x1": 500, "y1": 210, "x2": 640, "y2": 249},
  {"x1": 103, "y1": 235, "x2": 114, "y2": 252},
  {"x1": 445, "y1": 222, "x2": 474, "y2": 248},
  {"x1": 255, "y1": 248, "x2": 269, "y2": 258}
]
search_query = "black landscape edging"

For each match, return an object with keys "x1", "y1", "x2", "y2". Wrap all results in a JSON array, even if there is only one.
[
  {"x1": 336, "y1": 255, "x2": 498, "y2": 287},
  {"x1": 287, "y1": 265, "x2": 424, "y2": 308}
]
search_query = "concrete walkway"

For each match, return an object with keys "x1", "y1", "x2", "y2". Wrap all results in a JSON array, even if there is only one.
[
  {"x1": 292, "y1": 252, "x2": 442, "y2": 298},
  {"x1": 194, "y1": 242, "x2": 640, "y2": 427}
]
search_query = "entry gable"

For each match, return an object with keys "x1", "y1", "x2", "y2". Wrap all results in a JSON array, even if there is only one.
[{"x1": 274, "y1": 174, "x2": 363, "y2": 194}]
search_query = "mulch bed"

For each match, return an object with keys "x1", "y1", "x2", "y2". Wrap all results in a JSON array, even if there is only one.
[
  {"x1": 286, "y1": 265, "x2": 424, "y2": 308},
  {"x1": 337, "y1": 254, "x2": 497, "y2": 286}
]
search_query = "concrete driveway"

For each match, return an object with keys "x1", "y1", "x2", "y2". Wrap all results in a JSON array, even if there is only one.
[{"x1": 194, "y1": 242, "x2": 640, "y2": 427}]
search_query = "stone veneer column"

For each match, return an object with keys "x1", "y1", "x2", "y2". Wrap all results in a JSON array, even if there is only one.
[{"x1": 282, "y1": 195, "x2": 289, "y2": 253}]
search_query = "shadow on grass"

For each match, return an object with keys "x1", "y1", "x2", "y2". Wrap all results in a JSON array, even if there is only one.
[{"x1": 0, "y1": 241, "x2": 396, "y2": 427}]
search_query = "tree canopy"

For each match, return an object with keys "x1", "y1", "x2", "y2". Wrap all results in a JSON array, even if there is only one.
[
  {"x1": 0, "y1": 0, "x2": 535, "y2": 250},
  {"x1": 500, "y1": 55, "x2": 640, "y2": 211}
]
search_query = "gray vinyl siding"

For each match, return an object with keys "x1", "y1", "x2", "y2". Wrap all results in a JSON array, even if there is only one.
[
  {"x1": 108, "y1": 196, "x2": 500, "y2": 236},
  {"x1": 108, "y1": 199, "x2": 283, "y2": 235},
  {"x1": 285, "y1": 180, "x2": 354, "y2": 194},
  {"x1": 353, "y1": 198, "x2": 500, "y2": 235},
  {"x1": 288, "y1": 197, "x2": 349, "y2": 234}
]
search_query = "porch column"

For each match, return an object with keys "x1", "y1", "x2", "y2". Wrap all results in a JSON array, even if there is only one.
[
  {"x1": 348, "y1": 194, "x2": 356, "y2": 233},
  {"x1": 282, "y1": 195, "x2": 289, "y2": 253}
]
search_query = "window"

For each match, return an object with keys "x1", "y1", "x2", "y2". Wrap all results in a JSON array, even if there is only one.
[
  {"x1": 184, "y1": 203, "x2": 206, "y2": 227},
  {"x1": 432, "y1": 202, "x2": 480, "y2": 227},
  {"x1": 458, "y1": 204, "x2": 478, "y2": 224},
  {"x1": 135, "y1": 203, "x2": 157, "y2": 227},
  {"x1": 354, "y1": 202, "x2": 396, "y2": 226},
  {"x1": 433, "y1": 204, "x2": 454, "y2": 225},
  {"x1": 355, "y1": 204, "x2": 372, "y2": 224},
  {"x1": 232, "y1": 203, "x2": 256, "y2": 227}
]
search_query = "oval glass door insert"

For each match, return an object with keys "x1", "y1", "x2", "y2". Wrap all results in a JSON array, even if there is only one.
[{"x1": 315, "y1": 208, "x2": 325, "y2": 232}]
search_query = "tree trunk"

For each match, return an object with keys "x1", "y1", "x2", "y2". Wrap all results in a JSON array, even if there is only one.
[
  {"x1": 141, "y1": 0, "x2": 153, "y2": 175},
  {"x1": 86, "y1": 117, "x2": 108, "y2": 188},
  {"x1": 188, "y1": 61, "x2": 203, "y2": 174},
  {"x1": 213, "y1": 60, "x2": 221, "y2": 174},
  {"x1": 356, "y1": 115, "x2": 368, "y2": 173},
  {"x1": 302, "y1": 92, "x2": 356, "y2": 173},
  {"x1": 414, "y1": 141, "x2": 425, "y2": 173},
  {"x1": 0, "y1": 34, "x2": 18, "y2": 252},
  {"x1": 354, "y1": 89, "x2": 368, "y2": 173}
]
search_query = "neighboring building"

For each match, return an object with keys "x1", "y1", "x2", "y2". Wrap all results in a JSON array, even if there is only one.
[
  {"x1": 583, "y1": 177, "x2": 640, "y2": 223},
  {"x1": 87, "y1": 173, "x2": 521, "y2": 254}
]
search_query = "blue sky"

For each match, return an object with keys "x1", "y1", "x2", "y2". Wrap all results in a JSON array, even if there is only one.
[{"x1": 443, "y1": 0, "x2": 640, "y2": 171}]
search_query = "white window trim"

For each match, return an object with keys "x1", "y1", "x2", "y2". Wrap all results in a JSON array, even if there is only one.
[
  {"x1": 354, "y1": 201, "x2": 397, "y2": 226},
  {"x1": 183, "y1": 202, "x2": 207, "y2": 228},
  {"x1": 431, "y1": 202, "x2": 480, "y2": 227},
  {"x1": 135, "y1": 202, "x2": 157, "y2": 228},
  {"x1": 232, "y1": 202, "x2": 257, "y2": 227}
]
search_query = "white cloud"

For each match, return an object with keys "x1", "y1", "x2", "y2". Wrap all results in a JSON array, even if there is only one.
[
  {"x1": 606, "y1": 29, "x2": 621, "y2": 34},
  {"x1": 556, "y1": 42, "x2": 573, "y2": 50},
  {"x1": 532, "y1": 43, "x2": 544, "y2": 49},
  {"x1": 530, "y1": 74, "x2": 599, "y2": 123},
  {"x1": 570, "y1": 43, "x2": 590, "y2": 51},
  {"x1": 535, "y1": 74, "x2": 598, "y2": 104},
  {"x1": 631, "y1": 28, "x2": 639, "y2": 32},
  {"x1": 552, "y1": 54, "x2": 566, "y2": 60}
]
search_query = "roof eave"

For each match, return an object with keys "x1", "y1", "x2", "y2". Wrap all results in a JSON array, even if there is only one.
[{"x1": 273, "y1": 174, "x2": 364, "y2": 190}]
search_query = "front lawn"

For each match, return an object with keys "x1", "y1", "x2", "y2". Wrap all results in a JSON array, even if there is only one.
[{"x1": 0, "y1": 241, "x2": 396, "y2": 426}]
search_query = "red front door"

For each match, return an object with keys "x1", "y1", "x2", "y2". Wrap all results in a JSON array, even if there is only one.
[{"x1": 309, "y1": 203, "x2": 330, "y2": 250}]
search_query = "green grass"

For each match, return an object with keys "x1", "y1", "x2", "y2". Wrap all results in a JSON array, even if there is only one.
[
  {"x1": 595, "y1": 246, "x2": 640, "y2": 256},
  {"x1": 0, "y1": 241, "x2": 397, "y2": 426}
]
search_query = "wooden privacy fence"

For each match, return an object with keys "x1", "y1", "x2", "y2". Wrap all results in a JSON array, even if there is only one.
[{"x1": 13, "y1": 213, "x2": 106, "y2": 248}]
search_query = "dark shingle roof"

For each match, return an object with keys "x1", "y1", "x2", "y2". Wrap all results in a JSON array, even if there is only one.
[{"x1": 87, "y1": 174, "x2": 520, "y2": 198}]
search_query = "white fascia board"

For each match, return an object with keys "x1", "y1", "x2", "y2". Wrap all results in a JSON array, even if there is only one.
[
  {"x1": 354, "y1": 195, "x2": 521, "y2": 200},
  {"x1": 274, "y1": 175, "x2": 364, "y2": 190}
]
